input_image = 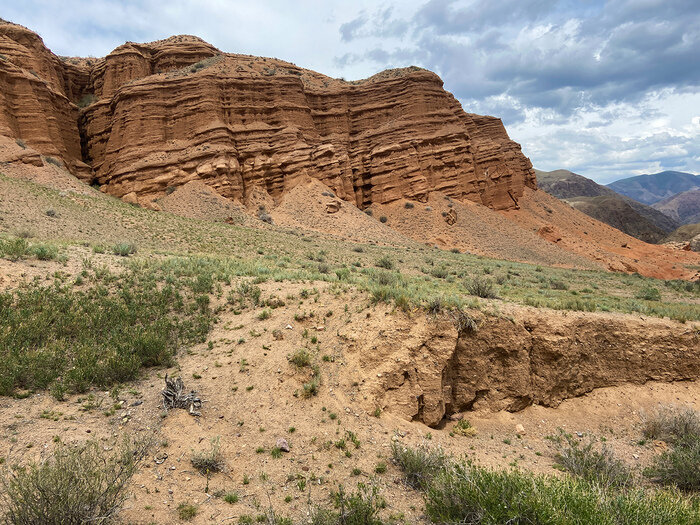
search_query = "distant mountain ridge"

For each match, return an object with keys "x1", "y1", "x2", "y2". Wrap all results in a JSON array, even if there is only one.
[
  {"x1": 652, "y1": 189, "x2": 700, "y2": 225},
  {"x1": 536, "y1": 169, "x2": 680, "y2": 243},
  {"x1": 607, "y1": 171, "x2": 700, "y2": 205}
]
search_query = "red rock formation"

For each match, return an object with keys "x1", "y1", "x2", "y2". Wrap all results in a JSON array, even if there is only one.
[
  {"x1": 0, "y1": 20, "x2": 536, "y2": 211},
  {"x1": 0, "y1": 24, "x2": 81, "y2": 168}
]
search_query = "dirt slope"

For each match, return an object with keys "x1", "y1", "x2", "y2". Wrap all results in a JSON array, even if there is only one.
[
  {"x1": 504, "y1": 188, "x2": 700, "y2": 280},
  {"x1": 1, "y1": 250, "x2": 698, "y2": 524}
]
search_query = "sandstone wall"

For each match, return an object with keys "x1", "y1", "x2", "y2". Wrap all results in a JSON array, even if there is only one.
[{"x1": 0, "y1": 20, "x2": 537, "y2": 212}]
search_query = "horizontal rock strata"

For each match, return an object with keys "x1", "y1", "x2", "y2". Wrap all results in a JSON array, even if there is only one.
[{"x1": 0, "y1": 20, "x2": 536, "y2": 211}]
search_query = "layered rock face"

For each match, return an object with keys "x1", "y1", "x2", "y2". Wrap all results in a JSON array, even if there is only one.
[
  {"x1": 0, "y1": 20, "x2": 536, "y2": 211},
  {"x1": 0, "y1": 23, "x2": 83, "y2": 167}
]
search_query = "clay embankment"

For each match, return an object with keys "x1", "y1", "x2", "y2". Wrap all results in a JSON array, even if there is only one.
[{"x1": 346, "y1": 308, "x2": 700, "y2": 426}]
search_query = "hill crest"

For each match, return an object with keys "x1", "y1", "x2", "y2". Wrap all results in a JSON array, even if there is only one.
[{"x1": 607, "y1": 171, "x2": 700, "y2": 205}]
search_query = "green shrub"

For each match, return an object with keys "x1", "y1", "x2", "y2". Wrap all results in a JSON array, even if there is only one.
[
  {"x1": 228, "y1": 282, "x2": 262, "y2": 308},
  {"x1": 302, "y1": 365, "x2": 321, "y2": 398},
  {"x1": 310, "y1": 484, "x2": 385, "y2": 525},
  {"x1": 31, "y1": 244, "x2": 58, "y2": 261},
  {"x1": 371, "y1": 270, "x2": 397, "y2": 286},
  {"x1": 551, "y1": 431, "x2": 632, "y2": 489},
  {"x1": 556, "y1": 297, "x2": 597, "y2": 312},
  {"x1": 430, "y1": 266, "x2": 449, "y2": 279},
  {"x1": 289, "y1": 349, "x2": 312, "y2": 368},
  {"x1": 258, "y1": 207, "x2": 273, "y2": 224},
  {"x1": 77, "y1": 93, "x2": 97, "y2": 108},
  {"x1": 223, "y1": 492, "x2": 239, "y2": 504},
  {"x1": 177, "y1": 502, "x2": 198, "y2": 520},
  {"x1": 453, "y1": 419, "x2": 477, "y2": 438},
  {"x1": 425, "y1": 461, "x2": 699, "y2": 525},
  {"x1": 427, "y1": 296, "x2": 446, "y2": 315},
  {"x1": 112, "y1": 242, "x2": 137, "y2": 256},
  {"x1": 642, "y1": 405, "x2": 700, "y2": 491},
  {"x1": 448, "y1": 308, "x2": 478, "y2": 335},
  {"x1": 465, "y1": 276, "x2": 496, "y2": 298},
  {"x1": 190, "y1": 436, "x2": 224, "y2": 475},
  {"x1": 375, "y1": 256, "x2": 394, "y2": 270},
  {"x1": 641, "y1": 405, "x2": 700, "y2": 445},
  {"x1": 303, "y1": 376, "x2": 320, "y2": 398},
  {"x1": 1, "y1": 439, "x2": 146, "y2": 524},
  {"x1": 636, "y1": 286, "x2": 661, "y2": 301},
  {"x1": 646, "y1": 439, "x2": 700, "y2": 491},
  {"x1": 391, "y1": 442, "x2": 449, "y2": 490},
  {"x1": 379, "y1": 216, "x2": 388, "y2": 223},
  {"x1": 0, "y1": 237, "x2": 30, "y2": 261},
  {"x1": 549, "y1": 279, "x2": 569, "y2": 290}
]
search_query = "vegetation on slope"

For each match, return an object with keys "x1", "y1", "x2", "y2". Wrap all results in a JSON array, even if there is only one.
[
  {"x1": 0, "y1": 258, "x2": 213, "y2": 398},
  {"x1": 390, "y1": 434, "x2": 700, "y2": 525}
]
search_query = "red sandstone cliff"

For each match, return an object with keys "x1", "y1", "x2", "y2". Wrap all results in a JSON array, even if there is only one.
[{"x1": 0, "y1": 20, "x2": 536, "y2": 211}]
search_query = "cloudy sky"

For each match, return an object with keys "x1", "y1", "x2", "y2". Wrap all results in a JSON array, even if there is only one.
[{"x1": 5, "y1": 0, "x2": 699, "y2": 184}]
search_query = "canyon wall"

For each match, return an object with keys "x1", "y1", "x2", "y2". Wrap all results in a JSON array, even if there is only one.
[{"x1": 0, "y1": 20, "x2": 536, "y2": 211}]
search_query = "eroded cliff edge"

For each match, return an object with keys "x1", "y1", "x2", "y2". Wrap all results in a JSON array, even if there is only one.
[
  {"x1": 0, "y1": 20, "x2": 536, "y2": 211},
  {"x1": 345, "y1": 308, "x2": 700, "y2": 426}
]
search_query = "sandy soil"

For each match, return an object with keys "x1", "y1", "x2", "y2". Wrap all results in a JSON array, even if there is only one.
[{"x1": 1, "y1": 254, "x2": 698, "y2": 524}]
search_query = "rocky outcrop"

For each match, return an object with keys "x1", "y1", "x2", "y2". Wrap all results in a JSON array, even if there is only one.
[
  {"x1": 690, "y1": 234, "x2": 700, "y2": 252},
  {"x1": 350, "y1": 310, "x2": 700, "y2": 426},
  {"x1": 0, "y1": 20, "x2": 536, "y2": 212},
  {"x1": 0, "y1": 28, "x2": 77, "y2": 160}
]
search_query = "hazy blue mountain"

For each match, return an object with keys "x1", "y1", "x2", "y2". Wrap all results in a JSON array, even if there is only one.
[{"x1": 607, "y1": 171, "x2": 700, "y2": 205}]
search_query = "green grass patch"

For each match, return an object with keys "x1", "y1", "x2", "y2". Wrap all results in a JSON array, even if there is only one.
[
  {"x1": 425, "y1": 461, "x2": 699, "y2": 525},
  {"x1": 0, "y1": 260, "x2": 214, "y2": 398}
]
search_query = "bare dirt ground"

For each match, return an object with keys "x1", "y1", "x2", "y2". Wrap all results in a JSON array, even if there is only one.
[
  {"x1": 0, "y1": 250, "x2": 698, "y2": 524},
  {"x1": 1, "y1": 171, "x2": 699, "y2": 523}
]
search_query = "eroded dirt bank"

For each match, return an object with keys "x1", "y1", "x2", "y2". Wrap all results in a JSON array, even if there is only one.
[
  {"x1": 1, "y1": 271, "x2": 699, "y2": 524},
  {"x1": 349, "y1": 307, "x2": 700, "y2": 426}
]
